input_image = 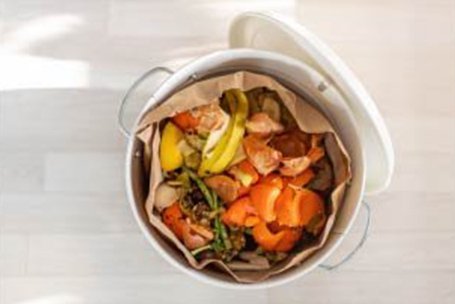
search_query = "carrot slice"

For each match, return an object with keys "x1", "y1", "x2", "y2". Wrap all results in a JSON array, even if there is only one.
[
  {"x1": 286, "y1": 169, "x2": 315, "y2": 188},
  {"x1": 172, "y1": 111, "x2": 199, "y2": 130},
  {"x1": 275, "y1": 186, "x2": 301, "y2": 227},
  {"x1": 244, "y1": 216, "x2": 261, "y2": 227},
  {"x1": 162, "y1": 202, "x2": 185, "y2": 240},
  {"x1": 250, "y1": 184, "x2": 281, "y2": 222},
  {"x1": 260, "y1": 173, "x2": 284, "y2": 190},
  {"x1": 275, "y1": 228, "x2": 302, "y2": 252},
  {"x1": 299, "y1": 189, "x2": 325, "y2": 226},
  {"x1": 222, "y1": 196, "x2": 256, "y2": 227},
  {"x1": 252, "y1": 221, "x2": 285, "y2": 251}
]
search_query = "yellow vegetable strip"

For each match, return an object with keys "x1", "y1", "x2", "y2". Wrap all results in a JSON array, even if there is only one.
[
  {"x1": 160, "y1": 122, "x2": 184, "y2": 171},
  {"x1": 197, "y1": 91, "x2": 237, "y2": 176},
  {"x1": 210, "y1": 90, "x2": 249, "y2": 173}
]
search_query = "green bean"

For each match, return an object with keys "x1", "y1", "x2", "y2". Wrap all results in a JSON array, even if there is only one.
[{"x1": 183, "y1": 167, "x2": 216, "y2": 210}]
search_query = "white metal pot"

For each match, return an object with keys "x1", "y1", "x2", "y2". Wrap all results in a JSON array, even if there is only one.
[{"x1": 119, "y1": 12, "x2": 394, "y2": 289}]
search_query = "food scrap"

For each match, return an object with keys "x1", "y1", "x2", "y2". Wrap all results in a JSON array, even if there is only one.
[{"x1": 156, "y1": 87, "x2": 336, "y2": 268}]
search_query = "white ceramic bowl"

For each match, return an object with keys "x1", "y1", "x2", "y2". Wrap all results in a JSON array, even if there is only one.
[{"x1": 124, "y1": 49, "x2": 365, "y2": 289}]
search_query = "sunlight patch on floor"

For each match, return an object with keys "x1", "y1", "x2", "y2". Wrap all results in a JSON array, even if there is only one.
[
  {"x1": 0, "y1": 52, "x2": 90, "y2": 90},
  {"x1": 2, "y1": 14, "x2": 83, "y2": 53},
  {"x1": 0, "y1": 14, "x2": 89, "y2": 90}
]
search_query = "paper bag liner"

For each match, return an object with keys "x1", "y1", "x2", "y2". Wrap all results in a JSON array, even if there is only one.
[{"x1": 135, "y1": 71, "x2": 351, "y2": 283}]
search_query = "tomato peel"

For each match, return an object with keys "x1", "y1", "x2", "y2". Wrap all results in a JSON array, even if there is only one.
[{"x1": 250, "y1": 184, "x2": 281, "y2": 222}]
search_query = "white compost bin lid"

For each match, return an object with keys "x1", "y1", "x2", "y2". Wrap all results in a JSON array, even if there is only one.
[{"x1": 229, "y1": 12, "x2": 394, "y2": 195}]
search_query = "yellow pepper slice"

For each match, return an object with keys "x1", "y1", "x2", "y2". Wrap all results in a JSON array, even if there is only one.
[{"x1": 160, "y1": 122, "x2": 184, "y2": 171}]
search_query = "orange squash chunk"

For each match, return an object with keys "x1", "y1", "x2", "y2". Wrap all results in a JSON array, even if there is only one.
[
  {"x1": 260, "y1": 173, "x2": 284, "y2": 190},
  {"x1": 222, "y1": 196, "x2": 256, "y2": 227},
  {"x1": 244, "y1": 216, "x2": 261, "y2": 227},
  {"x1": 275, "y1": 228, "x2": 302, "y2": 252},
  {"x1": 250, "y1": 184, "x2": 281, "y2": 222},
  {"x1": 252, "y1": 221, "x2": 285, "y2": 251},
  {"x1": 299, "y1": 189, "x2": 325, "y2": 226},
  {"x1": 275, "y1": 186, "x2": 301, "y2": 227}
]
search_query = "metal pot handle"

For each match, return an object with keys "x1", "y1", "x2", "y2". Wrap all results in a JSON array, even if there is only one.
[
  {"x1": 118, "y1": 66, "x2": 174, "y2": 138},
  {"x1": 319, "y1": 200, "x2": 371, "y2": 270}
]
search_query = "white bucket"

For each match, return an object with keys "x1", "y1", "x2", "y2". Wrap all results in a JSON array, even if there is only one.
[{"x1": 119, "y1": 12, "x2": 393, "y2": 289}]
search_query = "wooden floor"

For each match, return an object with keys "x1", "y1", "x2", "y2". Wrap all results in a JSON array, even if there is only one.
[{"x1": 1, "y1": 0, "x2": 454, "y2": 303}]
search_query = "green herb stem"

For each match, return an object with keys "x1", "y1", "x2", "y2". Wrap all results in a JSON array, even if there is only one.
[{"x1": 183, "y1": 167, "x2": 216, "y2": 210}]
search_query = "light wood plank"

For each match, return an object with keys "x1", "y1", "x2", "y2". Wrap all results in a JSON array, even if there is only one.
[
  {"x1": 326, "y1": 231, "x2": 455, "y2": 271},
  {"x1": 268, "y1": 270, "x2": 455, "y2": 304},
  {"x1": 0, "y1": 234, "x2": 28, "y2": 276},
  {"x1": 0, "y1": 152, "x2": 45, "y2": 192},
  {"x1": 0, "y1": 90, "x2": 125, "y2": 152},
  {"x1": 44, "y1": 152, "x2": 124, "y2": 193},
  {"x1": 0, "y1": 193, "x2": 138, "y2": 233},
  {"x1": 367, "y1": 192, "x2": 455, "y2": 232},
  {"x1": 26, "y1": 234, "x2": 176, "y2": 276},
  {"x1": 1, "y1": 275, "x2": 268, "y2": 304}
]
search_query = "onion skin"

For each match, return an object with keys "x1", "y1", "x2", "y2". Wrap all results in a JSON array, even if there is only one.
[{"x1": 155, "y1": 183, "x2": 179, "y2": 212}]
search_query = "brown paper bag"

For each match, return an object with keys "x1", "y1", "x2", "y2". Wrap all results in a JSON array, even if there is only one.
[{"x1": 136, "y1": 71, "x2": 351, "y2": 283}]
